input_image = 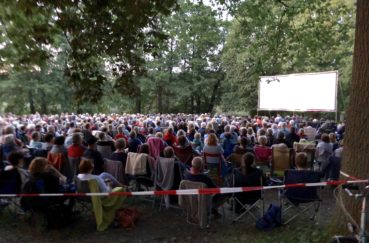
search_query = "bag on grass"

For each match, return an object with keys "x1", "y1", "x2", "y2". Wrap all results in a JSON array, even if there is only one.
[
  {"x1": 256, "y1": 203, "x2": 281, "y2": 231},
  {"x1": 116, "y1": 208, "x2": 139, "y2": 228}
]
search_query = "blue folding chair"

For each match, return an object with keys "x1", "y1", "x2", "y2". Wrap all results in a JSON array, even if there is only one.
[{"x1": 280, "y1": 169, "x2": 322, "y2": 224}]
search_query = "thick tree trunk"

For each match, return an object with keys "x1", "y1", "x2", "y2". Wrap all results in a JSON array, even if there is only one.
[
  {"x1": 208, "y1": 75, "x2": 223, "y2": 112},
  {"x1": 331, "y1": 0, "x2": 369, "y2": 234},
  {"x1": 157, "y1": 83, "x2": 163, "y2": 113},
  {"x1": 135, "y1": 91, "x2": 141, "y2": 114},
  {"x1": 40, "y1": 89, "x2": 48, "y2": 115}
]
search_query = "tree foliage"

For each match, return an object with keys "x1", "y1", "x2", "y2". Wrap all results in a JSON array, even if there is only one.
[{"x1": 0, "y1": 0, "x2": 355, "y2": 115}]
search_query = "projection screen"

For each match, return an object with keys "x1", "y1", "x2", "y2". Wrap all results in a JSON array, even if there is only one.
[{"x1": 258, "y1": 71, "x2": 338, "y2": 112}]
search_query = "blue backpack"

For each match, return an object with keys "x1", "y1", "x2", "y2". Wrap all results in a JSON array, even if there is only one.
[{"x1": 256, "y1": 204, "x2": 282, "y2": 230}]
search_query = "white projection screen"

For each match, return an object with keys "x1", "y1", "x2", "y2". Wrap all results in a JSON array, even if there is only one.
[{"x1": 258, "y1": 71, "x2": 338, "y2": 112}]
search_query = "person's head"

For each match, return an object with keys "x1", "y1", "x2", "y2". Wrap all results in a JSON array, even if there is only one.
[
  {"x1": 72, "y1": 133, "x2": 82, "y2": 145},
  {"x1": 7, "y1": 151, "x2": 24, "y2": 167},
  {"x1": 79, "y1": 158, "x2": 94, "y2": 174},
  {"x1": 207, "y1": 133, "x2": 218, "y2": 146},
  {"x1": 163, "y1": 147, "x2": 174, "y2": 158},
  {"x1": 321, "y1": 133, "x2": 330, "y2": 143},
  {"x1": 97, "y1": 131, "x2": 106, "y2": 141},
  {"x1": 138, "y1": 144, "x2": 149, "y2": 154},
  {"x1": 44, "y1": 133, "x2": 54, "y2": 143},
  {"x1": 130, "y1": 131, "x2": 137, "y2": 139},
  {"x1": 194, "y1": 132, "x2": 201, "y2": 140},
  {"x1": 54, "y1": 136, "x2": 65, "y2": 146},
  {"x1": 258, "y1": 128, "x2": 266, "y2": 136},
  {"x1": 167, "y1": 127, "x2": 173, "y2": 134},
  {"x1": 258, "y1": 135, "x2": 268, "y2": 146},
  {"x1": 241, "y1": 152, "x2": 255, "y2": 169},
  {"x1": 266, "y1": 128, "x2": 273, "y2": 136},
  {"x1": 240, "y1": 127, "x2": 247, "y2": 136},
  {"x1": 31, "y1": 131, "x2": 40, "y2": 141},
  {"x1": 155, "y1": 132, "x2": 163, "y2": 138},
  {"x1": 295, "y1": 152, "x2": 308, "y2": 169},
  {"x1": 115, "y1": 138, "x2": 126, "y2": 150},
  {"x1": 277, "y1": 131, "x2": 285, "y2": 140},
  {"x1": 191, "y1": 157, "x2": 203, "y2": 172},
  {"x1": 240, "y1": 137, "x2": 248, "y2": 147},
  {"x1": 177, "y1": 135, "x2": 187, "y2": 147},
  {"x1": 247, "y1": 127, "x2": 254, "y2": 135},
  {"x1": 329, "y1": 133, "x2": 336, "y2": 143},
  {"x1": 28, "y1": 157, "x2": 48, "y2": 175},
  {"x1": 86, "y1": 136, "x2": 97, "y2": 147}
]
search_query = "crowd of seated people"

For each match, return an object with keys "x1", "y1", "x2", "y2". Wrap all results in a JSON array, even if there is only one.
[{"x1": 0, "y1": 113, "x2": 345, "y2": 228}]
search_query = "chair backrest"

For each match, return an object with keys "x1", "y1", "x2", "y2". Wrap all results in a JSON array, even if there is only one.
[
  {"x1": 125, "y1": 152, "x2": 149, "y2": 176},
  {"x1": 147, "y1": 137, "x2": 165, "y2": 159},
  {"x1": 272, "y1": 147, "x2": 291, "y2": 173},
  {"x1": 293, "y1": 143, "x2": 315, "y2": 168},
  {"x1": 254, "y1": 146, "x2": 272, "y2": 165},
  {"x1": 155, "y1": 157, "x2": 176, "y2": 190},
  {"x1": 104, "y1": 159, "x2": 124, "y2": 184},
  {"x1": 96, "y1": 144, "x2": 113, "y2": 159},
  {"x1": 284, "y1": 169, "x2": 321, "y2": 202},
  {"x1": 0, "y1": 169, "x2": 22, "y2": 194},
  {"x1": 47, "y1": 152, "x2": 67, "y2": 171},
  {"x1": 178, "y1": 180, "x2": 210, "y2": 228},
  {"x1": 173, "y1": 145, "x2": 193, "y2": 165},
  {"x1": 75, "y1": 177, "x2": 91, "y2": 193},
  {"x1": 203, "y1": 152, "x2": 222, "y2": 164}
]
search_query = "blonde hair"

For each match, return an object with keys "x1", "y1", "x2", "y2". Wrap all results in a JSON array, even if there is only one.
[{"x1": 207, "y1": 133, "x2": 218, "y2": 146}]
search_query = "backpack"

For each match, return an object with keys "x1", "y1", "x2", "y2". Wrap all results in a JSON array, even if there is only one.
[{"x1": 256, "y1": 204, "x2": 282, "y2": 230}]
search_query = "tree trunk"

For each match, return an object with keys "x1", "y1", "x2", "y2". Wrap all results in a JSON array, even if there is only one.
[
  {"x1": 208, "y1": 74, "x2": 223, "y2": 112},
  {"x1": 157, "y1": 83, "x2": 163, "y2": 113},
  {"x1": 331, "y1": 0, "x2": 369, "y2": 234},
  {"x1": 135, "y1": 91, "x2": 141, "y2": 114},
  {"x1": 28, "y1": 90, "x2": 36, "y2": 114},
  {"x1": 40, "y1": 89, "x2": 48, "y2": 115}
]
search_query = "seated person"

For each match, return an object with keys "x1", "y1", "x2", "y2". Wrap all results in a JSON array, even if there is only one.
[
  {"x1": 21, "y1": 157, "x2": 74, "y2": 229},
  {"x1": 77, "y1": 159, "x2": 122, "y2": 192},
  {"x1": 67, "y1": 133, "x2": 85, "y2": 158},
  {"x1": 173, "y1": 135, "x2": 195, "y2": 165},
  {"x1": 254, "y1": 136, "x2": 272, "y2": 163},
  {"x1": 110, "y1": 138, "x2": 128, "y2": 167},
  {"x1": 4, "y1": 151, "x2": 30, "y2": 189},
  {"x1": 295, "y1": 152, "x2": 309, "y2": 170},
  {"x1": 233, "y1": 137, "x2": 254, "y2": 155},
  {"x1": 191, "y1": 132, "x2": 204, "y2": 153},
  {"x1": 233, "y1": 153, "x2": 264, "y2": 212},
  {"x1": 83, "y1": 137, "x2": 104, "y2": 175},
  {"x1": 183, "y1": 157, "x2": 226, "y2": 216},
  {"x1": 29, "y1": 131, "x2": 43, "y2": 149}
]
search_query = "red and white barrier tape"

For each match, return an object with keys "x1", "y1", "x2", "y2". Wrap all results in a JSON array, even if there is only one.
[{"x1": 0, "y1": 179, "x2": 368, "y2": 198}]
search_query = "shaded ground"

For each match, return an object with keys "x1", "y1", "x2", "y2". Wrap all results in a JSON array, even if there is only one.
[{"x1": 0, "y1": 187, "x2": 337, "y2": 243}]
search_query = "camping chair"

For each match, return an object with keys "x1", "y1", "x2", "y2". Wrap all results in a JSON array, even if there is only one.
[
  {"x1": 125, "y1": 153, "x2": 154, "y2": 192},
  {"x1": 203, "y1": 152, "x2": 223, "y2": 186},
  {"x1": 155, "y1": 157, "x2": 183, "y2": 210},
  {"x1": 75, "y1": 177, "x2": 94, "y2": 218},
  {"x1": 173, "y1": 145, "x2": 194, "y2": 166},
  {"x1": 280, "y1": 169, "x2": 322, "y2": 224},
  {"x1": 254, "y1": 146, "x2": 272, "y2": 175},
  {"x1": 147, "y1": 137, "x2": 165, "y2": 159},
  {"x1": 271, "y1": 147, "x2": 292, "y2": 178},
  {"x1": 178, "y1": 180, "x2": 212, "y2": 228},
  {"x1": 68, "y1": 156, "x2": 81, "y2": 181},
  {"x1": 0, "y1": 169, "x2": 23, "y2": 218},
  {"x1": 96, "y1": 141, "x2": 113, "y2": 159},
  {"x1": 104, "y1": 158, "x2": 124, "y2": 185},
  {"x1": 231, "y1": 168, "x2": 264, "y2": 222}
]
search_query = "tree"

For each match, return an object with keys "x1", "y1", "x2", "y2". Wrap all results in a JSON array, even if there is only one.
[
  {"x1": 331, "y1": 0, "x2": 369, "y2": 234},
  {"x1": 221, "y1": 0, "x2": 354, "y2": 114}
]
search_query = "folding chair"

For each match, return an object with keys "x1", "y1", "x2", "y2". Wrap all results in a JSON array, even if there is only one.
[
  {"x1": 280, "y1": 169, "x2": 321, "y2": 224},
  {"x1": 178, "y1": 180, "x2": 212, "y2": 228},
  {"x1": 75, "y1": 177, "x2": 94, "y2": 217},
  {"x1": 254, "y1": 146, "x2": 272, "y2": 175},
  {"x1": 203, "y1": 152, "x2": 223, "y2": 186},
  {"x1": 173, "y1": 145, "x2": 193, "y2": 166},
  {"x1": 68, "y1": 156, "x2": 81, "y2": 181},
  {"x1": 104, "y1": 159, "x2": 124, "y2": 185},
  {"x1": 155, "y1": 157, "x2": 183, "y2": 210},
  {"x1": 231, "y1": 168, "x2": 264, "y2": 222},
  {"x1": 0, "y1": 169, "x2": 23, "y2": 218},
  {"x1": 96, "y1": 141, "x2": 113, "y2": 159},
  {"x1": 271, "y1": 147, "x2": 292, "y2": 178}
]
